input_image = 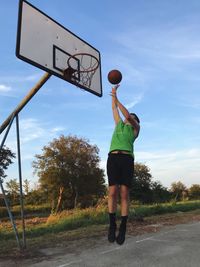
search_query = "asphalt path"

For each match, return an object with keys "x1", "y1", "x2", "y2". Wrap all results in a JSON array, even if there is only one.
[{"x1": 1, "y1": 220, "x2": 200, "y2": 267}]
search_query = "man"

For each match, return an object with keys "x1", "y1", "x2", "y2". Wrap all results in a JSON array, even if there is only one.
[{"x1": 107, "y1": 85, "x2": 140, "y2": 245}]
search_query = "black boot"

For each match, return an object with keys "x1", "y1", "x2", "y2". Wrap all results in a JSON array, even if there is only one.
[
  {"x1": 108, "y1": 213, "x2": 116, "y2": 243},
  {"x1": 116, "y1": 216, "x2": 128, "y2": 245}
]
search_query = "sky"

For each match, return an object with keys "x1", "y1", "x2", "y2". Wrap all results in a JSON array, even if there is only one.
[{"x1": 0, "y1": 0, "x2": 200, "y2": 190}]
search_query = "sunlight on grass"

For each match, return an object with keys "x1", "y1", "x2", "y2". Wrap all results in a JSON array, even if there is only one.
[{"x1": 0, "y1": 200, "x2": 200, "y2": 242}]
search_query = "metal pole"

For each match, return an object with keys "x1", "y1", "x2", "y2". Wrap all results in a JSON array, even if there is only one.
[
  {"x1": 16, "y1": 114, "x2": 26, "y2": 249},
  {"x1": 0, "y1": 72, "x2": 51, "y2": 135},
  {"x1": 0, "y1": 113, "x2": 15, "y2": 151},
  {"x1": 0, "y1": 113, "x2": 22, "y2": 249},
  {"x1": 0, "y1": 72, "x2": 51, "y2": 250},
  {"x1": 0, "y1": 179, "x2": 22, "y2": 249}
]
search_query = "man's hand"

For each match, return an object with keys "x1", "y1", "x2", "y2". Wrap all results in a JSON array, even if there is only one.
[
  {"x1": 110, "y1": 84, "x2": 120, "y2": 97},
  {"x1": 110, "y1": 84, "x2": 121, "y2": 124}
]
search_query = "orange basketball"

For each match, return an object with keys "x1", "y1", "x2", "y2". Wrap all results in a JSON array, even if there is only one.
[{"x1": 107, "y1": 69, "x2": 122, "y2": 84}]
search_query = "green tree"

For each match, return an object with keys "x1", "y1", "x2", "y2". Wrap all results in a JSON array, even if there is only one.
[
  {"x1": 23, "y1": 179, "x2": 30, "y2": 195},
  {"x1": 6, "y1": 178, "x2": 19, "y2": 205},
  {"x1": 130, "y1": 163, "x2": 153, "y2": 203},
  {"x1": 33, "y1": 135, "x2": 106, "y2": 212},
  {"x1": 25, "y1": 188, "x2": 48, "y2": 205},
  {"x1": 130, "y1": 163, "x2": 171, "y2": 203},
  {"x1": 151, "y1": 181, "x2": 171, "y2": 203},
  {"x1": 189, "y1": 184, "x2": 200, "y2": 200},
  {"x1": 0, "y1": 146, "x2": 15, "y2": 180},
  {"x1": 170, "y1": 181, "x2": 187, "y2": 201}
]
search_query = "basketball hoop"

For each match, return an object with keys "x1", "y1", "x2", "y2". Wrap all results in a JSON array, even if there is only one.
[{"x1": 63, "y1": 53, "x2": 99, "y2": 88}]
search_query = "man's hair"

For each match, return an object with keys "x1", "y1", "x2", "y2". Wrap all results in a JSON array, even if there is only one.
[{"x1": 130, "y1": 113, "x2": 140, "y2": 124}]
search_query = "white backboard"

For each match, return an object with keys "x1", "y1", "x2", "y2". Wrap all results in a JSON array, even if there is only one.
[{"x1": 16, "y1": 0, "x2": 102, "y2": 97}]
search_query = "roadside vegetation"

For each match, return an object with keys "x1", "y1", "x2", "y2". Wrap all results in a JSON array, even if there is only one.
[{"x1": 1, "y1": 200, "x2": 200, "y2": 242}]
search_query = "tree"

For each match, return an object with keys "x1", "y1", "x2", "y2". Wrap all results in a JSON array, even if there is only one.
[
  {"x1": 151, "y1": 181, "x2": 171, "y2": 203},
  {"x1": 189, "y1": 184, "x2": 200, "y2": 200},
  {"x1": 33, "y1": 135, "x2": 106, "y2": 212},
  {"x1": 23, "y1": 179, "x2": 30, "y2": 195},
  {"x1": 6, "y1": 178, "x2": 19, "y2": 205},
  {"x1": 170, "y1": 181, "x2": 187, "y2": 201},
  {"x1": 0, "y1": 193, "x2": 4, "y2": 207},
  {"x1": 25, "y1": 188, "x2": 48, "y2": 205},
  {"x1": 0, "y1": 146, "x2": 15, "y2": 180},
  {"x1": 130, "y1": 163, "x2": 171, "y2": 203},
  {"x1": 130, "y1": 163, "x2": 153, "y2": 203}
]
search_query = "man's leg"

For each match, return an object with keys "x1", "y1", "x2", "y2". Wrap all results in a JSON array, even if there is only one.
[
  {"x1": 108, "y1": 185, "x2": 118, "y2": 242},
  {"x1": 116, "y1": 185, "x2": 129, "y2": 245},
  {"x1": 108, "y1": 185, "x2": 118, "y2": 213},
  {"x1": 120, "y1": 184, "x2": 129, "y2": 216}
]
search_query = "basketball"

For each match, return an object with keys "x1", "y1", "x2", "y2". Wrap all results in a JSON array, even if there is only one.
[{"x1": 107, "y1": 69, "x2": 122, "y2": 85}]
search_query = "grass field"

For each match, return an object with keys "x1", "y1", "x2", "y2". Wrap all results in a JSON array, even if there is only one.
[{"x1": 0, "y1": 200, "x2": 200, "y2": 255}]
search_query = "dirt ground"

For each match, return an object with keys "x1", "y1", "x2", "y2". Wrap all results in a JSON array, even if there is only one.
[{"x1": 1, "y1": 209, "x2": 200, "y2": 265}]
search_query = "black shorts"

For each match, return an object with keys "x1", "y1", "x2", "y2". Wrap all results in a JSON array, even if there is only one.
[{"x1": 107, "y1": 153, "x2": 134, "y2": 188}]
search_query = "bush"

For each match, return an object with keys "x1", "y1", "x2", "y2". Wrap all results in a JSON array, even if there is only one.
[{"x1": 0, "y1": 207, "x2": 8, "y2": 218}]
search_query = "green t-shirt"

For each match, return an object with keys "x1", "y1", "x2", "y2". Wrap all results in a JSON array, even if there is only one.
[{"x1": 109, "y1": 119, "x2": 135, "y2": 155}]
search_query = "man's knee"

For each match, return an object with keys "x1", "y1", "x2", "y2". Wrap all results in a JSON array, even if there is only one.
[{"x1": 109, "y1": 186, "x2": 118, "y2": 199}]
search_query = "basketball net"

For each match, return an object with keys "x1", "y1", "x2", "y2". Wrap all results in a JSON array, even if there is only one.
[{"x1": 63, "y1": 53, "x2": 99, "y2": 89}]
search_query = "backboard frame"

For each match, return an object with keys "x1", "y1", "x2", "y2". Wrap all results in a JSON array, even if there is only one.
[{"x1": 16, "y1": 0, "x2": 102, "y2": 97}]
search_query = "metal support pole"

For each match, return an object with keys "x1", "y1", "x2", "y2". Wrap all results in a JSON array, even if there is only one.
[
  {"x1": 0, "y1": 179, "x2": 22, "y2": 249},
  {"x1": 0, "y1": 113, "x2": 22, "y2": 249},
  {"x1": 0, "y1": 113, "x2": 15, "y2": 151},
  {"x1": 0, "y1": 72, "x2": 51, "y2": 250},
  {"x1": 16, "y1": 114, "x2": 26, "y2": 249},
  {"x1": 0, "y1": 72, "x2": 51, "y2": 135}
]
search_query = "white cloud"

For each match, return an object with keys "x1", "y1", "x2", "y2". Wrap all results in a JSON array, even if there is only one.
[
  {"x1": 125, "y1": 93, "x2": 144, "y2": 109},
  {"x1": 112, "y1": 22, "x2": 200, "y2": 78},
  {"x1": 178, "y1": 97, "x2": 200, "y2": 110},
  {"x1": 19, "y1": 118, "x2": 46, "y2": 143},
  {"x1": 18, "y1": 118, "x2": 66, "y2": 144},
  {"x1": 3, "y1": 118, "x2": 65, "y2": 150},
  {"x1": 136, "y1": 148, "x2": 200, "y2": 188},
  {"x1": 50, "y1": 127, "x2": 65, "y2": 133},
  {"x1": 172, "y1": 52, "x2": 200, "y2": 60},
  {"x1": 0, "y1": 73, "x2": 42, "y2": 84},
  {"x1": 0, "y1": 84, "x2": 11, "y2": 92},
  {"x1": 0, "y1": 84, "x2": 12, "y2": 96},
  {"x1": 2, "y1": 117, "x2": 67, "y2": 184},
  {"x1": 0, "y1": 73, "x2": 43, "y2": 97}
]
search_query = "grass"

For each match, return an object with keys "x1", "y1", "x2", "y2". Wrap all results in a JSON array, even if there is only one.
[
  {"x1": 0, "y1": 203, "x2": 51, "y2": 218},
  {"x1": 0, "y1": 200, "x2": 200, "y2": 254},
  {"x1": 0, "y1": 206, "x2": 108, "y2": 239},
  {"x1": 129, "y1": 200, "x2": 200, "y2": 218}
]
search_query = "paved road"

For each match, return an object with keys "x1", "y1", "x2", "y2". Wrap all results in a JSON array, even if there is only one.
[{"x1": 1, "y1": 221, "x2": 200, "y2": 267}]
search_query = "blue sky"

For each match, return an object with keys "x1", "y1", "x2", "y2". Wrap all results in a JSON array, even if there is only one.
[{"x1": 0, "y1": 0, "x2": 200, "y2": 190}]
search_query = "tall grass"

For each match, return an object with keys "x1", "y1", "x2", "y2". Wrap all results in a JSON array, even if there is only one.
[
  {"x1": 0, "y1": 200, "x2": 200, "y2": 241},
  {"x1": 129, "y1": 200, "x2": 200, "y2": 218},
  {"x1": 0, "y1": 203, "x2": 51, "y2": 218}
]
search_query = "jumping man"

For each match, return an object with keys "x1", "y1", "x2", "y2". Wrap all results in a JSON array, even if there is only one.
[{"x1": 107, "y1": 85, "x2": 140, "y2": 245}]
